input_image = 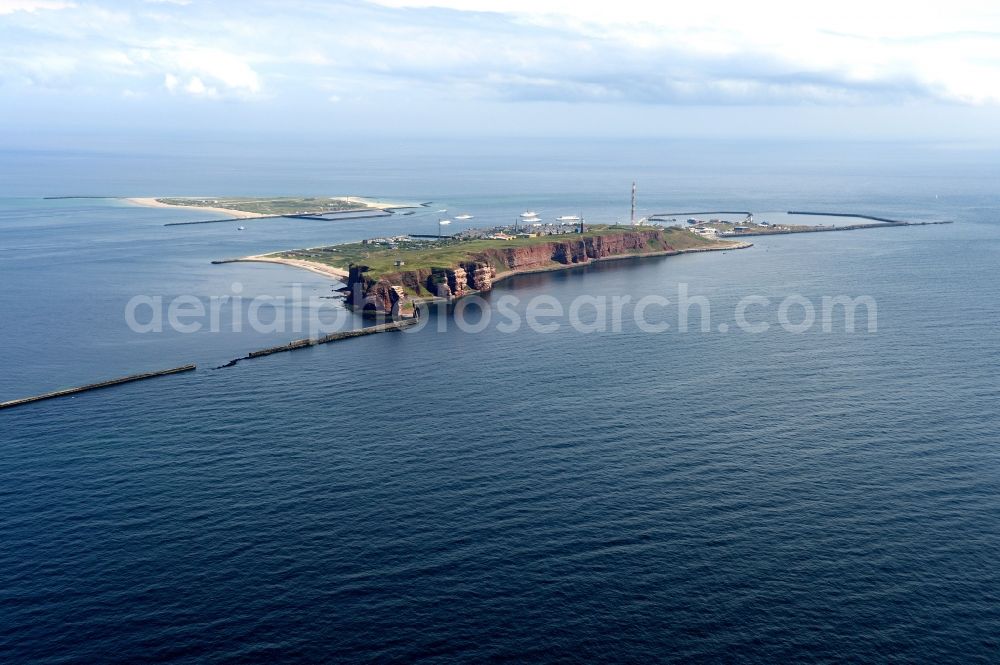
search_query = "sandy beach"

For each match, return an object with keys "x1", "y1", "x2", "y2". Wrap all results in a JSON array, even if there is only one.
[
  {"x1": 234, "y1": 255, "x2": 350, "y2": 280},
  {"x1": 125, "y1": 198, "x2": 269, "y2": 219}
]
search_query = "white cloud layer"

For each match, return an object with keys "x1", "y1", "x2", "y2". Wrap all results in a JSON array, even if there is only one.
[
  {"x1": 367, "y1": 0, "x2": 1000, "y2": 105},
  {"x1": 2, "y1": 0, "x2": 1000, "y2": 108}
]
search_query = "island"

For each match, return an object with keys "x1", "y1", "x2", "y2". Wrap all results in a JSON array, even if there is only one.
[
  {"x1": 220, "y1": 225, "x2": 751, "y2": 318},
  {"x1": 127, "y1": 196, "x2": 415, "y2": 219},
  {"x1": 8, "y1": 198, "x2": 950, "y2": 403}
]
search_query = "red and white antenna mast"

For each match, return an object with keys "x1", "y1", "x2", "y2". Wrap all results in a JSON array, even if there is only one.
[{"x1": 630, "y1": 181, "x2": 637, "y2": 226}]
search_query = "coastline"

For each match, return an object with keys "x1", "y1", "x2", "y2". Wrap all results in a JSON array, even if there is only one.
[
  {"x1": 220, "y1": 239, "x2": 753, "y2": 289},
  {"x1": 124, "y1": 197, "x2": 267, "y2": 219},
  {"x1": 224, "y1": 255, "x2": 350, "y2": 280}
]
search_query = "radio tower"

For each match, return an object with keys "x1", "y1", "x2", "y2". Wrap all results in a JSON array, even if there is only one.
[{"x1": 630, "y1": 181, "x2": 637, "y2": 226}]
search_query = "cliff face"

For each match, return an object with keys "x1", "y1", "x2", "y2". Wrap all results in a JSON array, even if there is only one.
[
  {"x1": 344, "y1": 264, "x2": 401, "y2": 316},
  {"x1": 346, "y1": 229, "x2": 673, "y2": 315},
  {"x1": 426, "y1": 262, "x2": 496, "y2": 298},
  {"x1": 480, "y1": 231, "x2": 660, "y2": 271},
  {"x1": 464, "y1": 262, "x2": 495, "y2": 291}
]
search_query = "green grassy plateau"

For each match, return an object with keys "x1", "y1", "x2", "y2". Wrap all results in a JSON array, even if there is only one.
[{"x1": 275, "y1": 225, "x2": 726, "y2": 279}]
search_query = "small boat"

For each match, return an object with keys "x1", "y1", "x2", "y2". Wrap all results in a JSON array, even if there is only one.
[
  {"x1": 237, "y1": 226, "x2": 246, "y2": 231},
  {"x1": 436, "y1": 209, "x2": 448, "y2": 213},
  {"x1": 455, "y1": 214, "x2": 473, "y2": 220}
]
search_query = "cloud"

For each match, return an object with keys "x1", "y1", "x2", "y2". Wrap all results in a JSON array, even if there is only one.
[
  {"x1": 2, "y1": 0, "x2": 1000, "y2": 108},
  {"x1": 184, "y1": 75, "x2": 210, "y2": 95},
  {"x1": 364, "y1": 0, "x2": 1000, "y2": 105},
  {"x1": 0, "y1": 0, "x2": 75, "y2": 15},
  {"x1": 1, "y1": 3, "x2": 261, "y2": 98},
  {"x1": 161, "y1": 44, "x2": 261, "y2": 94},
  {"x1": 165, "y1": 72, "x2": 220, "y2": 98}
]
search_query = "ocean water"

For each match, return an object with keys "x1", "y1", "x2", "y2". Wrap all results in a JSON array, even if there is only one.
[{"x1": 1, "y1": 139, "x2": 999, "y2": 662}]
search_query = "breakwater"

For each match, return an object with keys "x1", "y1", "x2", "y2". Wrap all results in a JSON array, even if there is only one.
[
  {"x1": 43, "y1": 196, "x2": 116, "y2": 200},
  {"x1": 215, "y1": 320, "x2": 418, "y2": 368},
  {"x1": 164, "y1": 215, "x2": 285, "y2": 226},
  {"x1": 649, "y1": 210, "x2": 949, "y2": 226},
  {"x1": 787, "y1": 211, "x2": 908, "y2": 224},
  {"x1": 0, "y1": 365, "x2": 196, "y2": 411},
  {"x1": 163, "y1": 210, "x2": 391, "y2": 227},
  {"x1": 722, "y1": 220, "x2": 952, "y2": 238},
  {"x1": 283, "y1": 211, "x2": 392, "y2": 221}
]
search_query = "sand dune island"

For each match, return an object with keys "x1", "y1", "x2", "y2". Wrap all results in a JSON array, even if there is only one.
[{"x1": 127, "y1": 196, "x2": 416, "y2": 219}]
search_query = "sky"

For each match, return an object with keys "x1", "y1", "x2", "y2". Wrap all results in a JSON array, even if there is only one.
[{"x1": 3, "y1": 0, "x2": 1000, "y2": 142}]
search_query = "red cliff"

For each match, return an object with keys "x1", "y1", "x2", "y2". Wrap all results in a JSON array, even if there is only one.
[{"x1": 346, "y1": 229, "x2": 677, "y2": 316}]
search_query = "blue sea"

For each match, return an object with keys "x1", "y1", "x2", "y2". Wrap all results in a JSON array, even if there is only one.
[{"x1": 1, "y1": 138, "x2": 999, "y2": 662}]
